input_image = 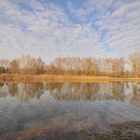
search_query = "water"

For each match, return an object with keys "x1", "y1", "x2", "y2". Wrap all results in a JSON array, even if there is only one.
[{"x1": 0, "y1": 82, "x2": 140, "y2": 135}]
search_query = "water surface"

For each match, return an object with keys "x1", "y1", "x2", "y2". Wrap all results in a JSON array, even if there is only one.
[{"x1": 0, "y1": 82, "x2": 140, "y2": 135}]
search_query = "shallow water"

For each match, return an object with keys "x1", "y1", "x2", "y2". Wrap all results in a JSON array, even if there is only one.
[{"x1": 0, "y1": 82, "x2": 140, "y2": 135}]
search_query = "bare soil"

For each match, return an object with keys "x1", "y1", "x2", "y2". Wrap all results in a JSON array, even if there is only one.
[{"x1": 0, "y1": 121, "x2": 140, "y2": 140}]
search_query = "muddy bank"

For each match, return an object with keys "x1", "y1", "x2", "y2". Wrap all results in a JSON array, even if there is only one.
[{"x1": 1, "y1": 121, "x2": 140, "y2": 140}]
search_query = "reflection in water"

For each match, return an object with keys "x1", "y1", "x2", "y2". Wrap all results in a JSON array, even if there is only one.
[
  {"x1": 45, "y1": 83, "x2": 99, "y2": 101},
  {"x1": 0, "y1": 83, "x2": 4, "y2": 87},
  {"x1": 131, "y1": 83, "x2": 140, "y2": 106},
  {"x1": 0, "y1": 82, "x2": 140, "y2": 135},
  {"x1": 0, "y1": 82, "x2": 140, "y2": 106},
  {"x1": 8, "y1": 83, "x2": 45, "y2": 101},
  {"x1": 8, "y1": 83, "x2": 18, "y2": 97}
]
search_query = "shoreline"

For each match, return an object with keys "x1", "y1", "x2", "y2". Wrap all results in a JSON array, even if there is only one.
[
  {"x1": 0, "y1": 74, "x2": 140, "y2": 83},
  {"x1": 0, "y1": 121, "x2": 140, "y2": 140}
]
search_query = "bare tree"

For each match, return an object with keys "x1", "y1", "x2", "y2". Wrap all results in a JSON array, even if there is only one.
[
  {"x1": 10, "y1": 59, "x2": 19, "y2": 74},
  {"x1": 129, "y1": 53, "x2": 140, "y2": 77}
]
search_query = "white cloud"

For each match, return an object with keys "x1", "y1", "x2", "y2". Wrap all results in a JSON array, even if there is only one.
[
  {"x1": 111, "y1": 2, "x2": 140, "y2": 17},
  {"x1": 102, "y1": 1, "x2": 140, "y2": 55},
  {"x1": 0, "y1": 0, "x2": 139, "y2": 63},
  {"x1": 0, "y1": 0, "x2": 105, "y2": 63},
  {"x1": 69, "y1": 0, "x2": 140, "y2": 57}
]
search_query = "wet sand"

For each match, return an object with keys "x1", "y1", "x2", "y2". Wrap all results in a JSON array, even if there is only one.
[{"x1": 1, "y1": 121, "x2": 140, "y2": 140}]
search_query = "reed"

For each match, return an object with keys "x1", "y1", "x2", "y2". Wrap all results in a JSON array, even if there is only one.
[{"x1": 0, "y1": 74, "x2": 140, "y2": 83}]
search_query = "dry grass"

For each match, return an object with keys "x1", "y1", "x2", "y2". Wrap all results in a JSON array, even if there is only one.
[{"x1": 0, "y1": 74, "x2": 140, "y2": 83}]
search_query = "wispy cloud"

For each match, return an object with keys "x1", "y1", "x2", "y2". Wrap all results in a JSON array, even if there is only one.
[
  {"x1": 69, "y1": 0, "x2": 140, "y2": 55},
  {"x1": 0, "y1": 0, "x2": 139, "y2": 62}
]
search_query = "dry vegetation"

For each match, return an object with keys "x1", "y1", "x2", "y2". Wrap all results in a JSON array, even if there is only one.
[
  {"x1": 0, "y1": 74, "x2": 140, "y2": 83},
  {"x1": 0, "y1": 53, "x2": 140, "y2": 82}
]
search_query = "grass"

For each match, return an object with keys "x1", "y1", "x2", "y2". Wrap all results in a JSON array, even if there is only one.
[{"x1": 0, "y1": 74, "x2": 140, "y2": 83}]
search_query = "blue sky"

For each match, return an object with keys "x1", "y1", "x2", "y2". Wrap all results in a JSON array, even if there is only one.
[{"x1": 0, "y1": 0, "x2": 140, "y2": 63}]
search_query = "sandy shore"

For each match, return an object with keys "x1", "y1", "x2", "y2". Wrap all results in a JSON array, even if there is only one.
[{"x1": 0, "y1": 74, "x2": 140, "y2": 83}]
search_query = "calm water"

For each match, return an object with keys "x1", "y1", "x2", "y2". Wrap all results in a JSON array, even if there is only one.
[{"x1": 0, "y1": 82, "x2": 140, "y2": 135}]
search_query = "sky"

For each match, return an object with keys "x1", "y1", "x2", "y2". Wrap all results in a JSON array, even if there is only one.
[{"x1": 0, "y1": 0, "x2": 140, "y2": 63}]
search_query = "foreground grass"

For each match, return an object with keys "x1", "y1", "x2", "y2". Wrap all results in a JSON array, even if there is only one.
[{"x1": 0, "y1": 74, "x2": 140, "y2": 83}]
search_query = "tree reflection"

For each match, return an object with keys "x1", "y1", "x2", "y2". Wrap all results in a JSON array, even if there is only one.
[
  {"x1": 22, "y1": 83, "x2": 44, "y2": 100},
  {"x1": 0, "y1": 83, "x2": 4, "y2": 87},
  {"x1": 7, "y1": 83, "x2": 45, "y2": 101},
  {"x1": 0, "y1": 82, "x2": 140, "y2": 106},
  {"x1": 0, "y1": 83, "x2": 8, "y2": 97},
  {"x1": 45, "y1": 83, "x2": 99, "y2": 101},
  {"x1": 131, "y1": 82, "x2": 140, "y2": 106},
  {"x1": 112, "y1": 82, "x2": 124, "y2": 101},
  {"x1": 8, "y1": 83, "x2": 18, "y2": 96},
  {"x1": 45, "y1": 82, "x2": 137, "y2": 105}
]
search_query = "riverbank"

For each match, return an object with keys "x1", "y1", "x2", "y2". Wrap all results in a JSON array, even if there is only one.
[
  {"x1": 0, "y1": 74, "x2": 140, "y2": 83},
  {"x1": 0, "y1": 121, "x2": 140, "y2": 140}
]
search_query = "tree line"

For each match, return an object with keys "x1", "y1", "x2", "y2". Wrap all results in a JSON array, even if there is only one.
[{"x1": 0, "y1": 53, "x2": 140, "y2": 77}]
